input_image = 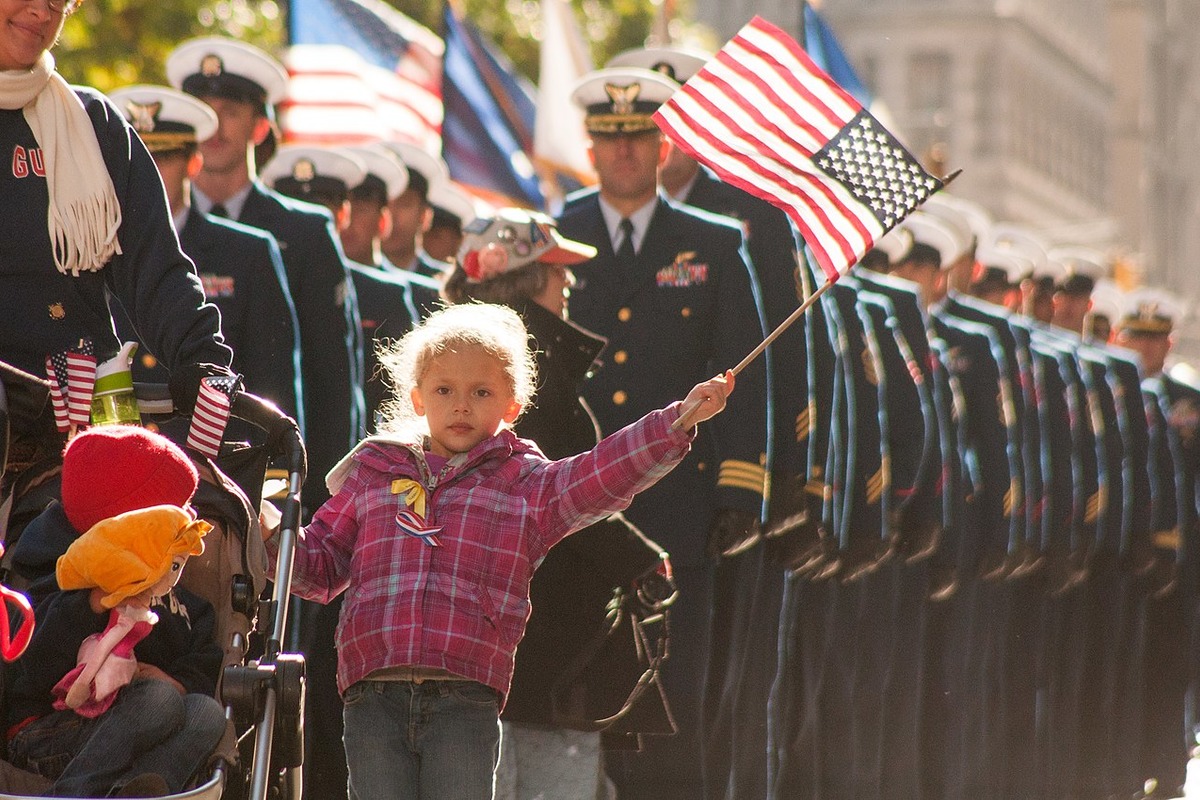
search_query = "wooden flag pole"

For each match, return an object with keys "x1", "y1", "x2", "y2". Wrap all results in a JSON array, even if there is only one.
[{"x1": 672, "y1": 270, "x2": 839, "y2": 430}]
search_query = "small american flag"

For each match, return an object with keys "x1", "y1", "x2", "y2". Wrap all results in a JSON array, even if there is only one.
[
  {"x1": 45, "y1": 340, "x2": 96, "y2": 433},
  {"x1": 653, "y1": 16, "x2": 943, "y2": 283},
  {"x1": 396, "y1": 508, "x2": 442, "y2": 547},
  {"x1": 186, "y1": 375, "x2": 241, "y2": 459}
]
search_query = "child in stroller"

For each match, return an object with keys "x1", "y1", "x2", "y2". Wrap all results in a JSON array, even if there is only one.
[
  {"x1": 0, "y1": 362, "x2": 307, "y2": 800},
  {"x1": 5, "y1": 498, "x2": 225, "y2": 797}
]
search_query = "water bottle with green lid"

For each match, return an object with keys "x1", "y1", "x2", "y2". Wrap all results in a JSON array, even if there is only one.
[{"x1": 90, "y1": 342, "x2": 142, "y2": 427}]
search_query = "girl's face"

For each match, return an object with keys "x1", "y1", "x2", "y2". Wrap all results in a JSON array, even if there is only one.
[
  {"x1": 411, "y1": 345, "x2": 521, "y2": 458},
  {"x1": 0, "y1": 0, "x2": 67, "y2": 72}
]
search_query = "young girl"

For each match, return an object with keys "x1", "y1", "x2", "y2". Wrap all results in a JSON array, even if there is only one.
[{"x1": 268, "y1": 302, "x2": 733, "y2": 800}]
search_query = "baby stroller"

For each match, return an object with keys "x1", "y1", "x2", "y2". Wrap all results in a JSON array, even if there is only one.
[{"x1": 0, "y1": 360, "x2": 307, "y2": 800}]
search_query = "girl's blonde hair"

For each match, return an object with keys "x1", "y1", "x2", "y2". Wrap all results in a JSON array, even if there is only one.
[{"x1": 376, "y1": 303, "x2": 538, "y2": 435}]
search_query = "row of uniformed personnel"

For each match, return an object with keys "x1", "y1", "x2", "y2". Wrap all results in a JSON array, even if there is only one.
[{"x1": 756, "y1": 190, "x2": 1200, "y2": 800}]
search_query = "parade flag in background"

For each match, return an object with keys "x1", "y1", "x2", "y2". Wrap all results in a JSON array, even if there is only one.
[
  {"x1": 187, "y1": 375, "x2": 241, "y2": 460},
  {"x1": 802, "y1": 3, "x2": 870, "y2": 108},
  {"x1": 284, "y1": 0, "x2": 443, "y2": 153},
  {"x1": 533, "y1": 0, "x2": 596, "y2": 189},
  {"x1": 441, "y1": 2, "x2": 543, "y2": 208},
  {"x1": 654, "y1": 16, "x2": 942, "y2": 283},
  {"x1": 45, "y1": 340, "x2": 96, "y2": 433}
]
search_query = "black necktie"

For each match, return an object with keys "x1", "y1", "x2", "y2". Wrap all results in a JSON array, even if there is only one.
[
  {"x1": 209, "y1": 203, "x2": 228, "y2": 218},
  {"x1": 616, "y1": 217, "x2": 636, "y2": 263}
]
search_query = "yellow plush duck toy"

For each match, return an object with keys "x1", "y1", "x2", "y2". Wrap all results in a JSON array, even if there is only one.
[{"x1": 51, "y1": 505, "x2": 210, "y2": 717}]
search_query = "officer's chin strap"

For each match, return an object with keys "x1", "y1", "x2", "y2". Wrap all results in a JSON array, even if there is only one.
[{"x1": 672, "y1": 270, "x2": 840, "y2": 431}]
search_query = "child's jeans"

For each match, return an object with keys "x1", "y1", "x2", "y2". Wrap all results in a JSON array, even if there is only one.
[
  {"x1": 8, "y1": 678, "x2": 225, "y2": 797},
  {"x1": 343, "y1": 678, "x2": 502, "y2": 800}
]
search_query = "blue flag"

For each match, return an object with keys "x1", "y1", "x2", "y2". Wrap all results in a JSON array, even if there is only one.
[
  {"x1": 803, "y1": 3, "x2": 871, "y2": 108},
  {"x1": 441, "y1": 3, "x2": 543, "y2": 208}
]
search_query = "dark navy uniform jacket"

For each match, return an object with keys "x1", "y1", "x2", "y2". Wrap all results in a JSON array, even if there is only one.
[
  {"x1": 181, "y1": 209, "x2": 302, "y2": 423},
  {"x1": 233, "y1": 182, "x2": 364, "y2": 506},
  {"x1": 679, "y1": 168, "x2": 804, "y2": 480},
  {"x1": 348, "y1": 262, "x2": 418, "y2": 435},
  {"x1": 0, "y1": 89, "x2": 230, "y2": 377},
  {"x1": 114, "y1": 207, "x2": 302, "y2": 427},
  {"x1": 557, "y1": 189, "x2": 770, "y2": 568}
]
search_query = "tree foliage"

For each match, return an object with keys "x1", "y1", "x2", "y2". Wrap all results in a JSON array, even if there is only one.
[
  {"x1": 58, "y1": 0, "x2": 285, "y2": 90},
  {"x1": 56, "y1": 0, "x2": 710, "y2": 93}
]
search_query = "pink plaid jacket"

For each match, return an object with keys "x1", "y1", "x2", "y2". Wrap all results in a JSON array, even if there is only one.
[{"x1": 280, "y1": 404, "x2": 693, "y2": 702}]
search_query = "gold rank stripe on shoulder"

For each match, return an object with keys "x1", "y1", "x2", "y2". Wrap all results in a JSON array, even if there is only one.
[
  {"x1": 718, "y1": 459, "x2": 767, "y2": 495},
  {"x1": 1153, "y1": 528, "x2": 1181, "y2": 551},
  {"x1": 795, "y1": 408, "x2": 811, "y2": 441}
]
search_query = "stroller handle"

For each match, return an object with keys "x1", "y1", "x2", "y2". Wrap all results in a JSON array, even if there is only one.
[{"x1": 135, "y1": 382, "x2": 308, "y2": 485}]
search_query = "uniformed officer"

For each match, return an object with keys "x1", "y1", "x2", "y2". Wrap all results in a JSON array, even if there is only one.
[
  {"x1": 557, "y1": 65, "x2": 771, "y2": 800},
  {"x1": 1086, "y1": 277, "x2": 1123, "y2": 344},
  {"x1": 166, "y1": 37, "x2": 364, "y2": 510},
  {"x1": 1115, "y1": 288, "x2": 1192, "y2": 799},
  {"x1": 340, "y1": 144, "x2": 442, "y2": 322},
  {"x1": 377, "y1": 140, "x2": 454, "y2": 283},
  {"x1": 423, "y1": 179, "x2": 476, "y2": 263},
  {"x1": 605, "y1": 44, "x2": 802, "y2": 799},
  {"x1": 106, "y1": 84, "x2": 302, "y2": 427},
  {"x1": 1048, "y1": 246, "x2": 1106, "y2": 336}
]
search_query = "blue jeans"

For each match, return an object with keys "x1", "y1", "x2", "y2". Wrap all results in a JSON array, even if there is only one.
[
  {"x1": 343, "y1": 679, "x2": 501, "y2": 800},
  {"x1": 8, "y1": 679, "x2": 226, "y2": 797}
]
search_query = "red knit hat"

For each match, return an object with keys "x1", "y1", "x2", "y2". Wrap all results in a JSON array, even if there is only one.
[{"x1": 61, "y1": 426, "x2": 200, "y2": 534}]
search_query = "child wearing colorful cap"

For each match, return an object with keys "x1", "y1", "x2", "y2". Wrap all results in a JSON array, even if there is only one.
[
  {"x1": 4, "y1": 430, "x2": 226, "y2": 798},
  {"x1": 264, "y1": 302, "x2": 733, "y2": 800}
]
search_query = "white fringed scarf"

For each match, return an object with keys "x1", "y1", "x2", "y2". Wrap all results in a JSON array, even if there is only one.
[{"x1": 0, "y1": 52, "x2": 122, "y2": 275}]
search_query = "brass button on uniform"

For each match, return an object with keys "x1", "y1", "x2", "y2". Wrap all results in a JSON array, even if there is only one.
[
  {"x1": 618, "y1": 307, "x2": 632, "y2": 322},
  {"x1": 613, "y1": 350, "x2": 628, "y2": 364},
  {"x1": 613, "y1": 390, "x2": 627, "y2": 406},
  {"x1": 681, "y1": 307, "x2": 692, "y2": 318},
  {"x1": 696, "y1": 461, "x2": 707, "y2": 472}
]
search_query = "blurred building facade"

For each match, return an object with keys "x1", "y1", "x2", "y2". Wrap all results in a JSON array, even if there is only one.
[{"x1": 691, "y1": 0, "x2": 1200, "y2": 359}]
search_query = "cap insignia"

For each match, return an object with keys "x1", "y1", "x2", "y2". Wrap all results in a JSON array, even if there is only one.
[
  {"x1": 125, "y1": 101, "x2": 162, "y2": 134},
  {"x1": 605, "y1": 82, "x2": 641, "y2": 115},
  {"x1": 292, "y1": 159, "x2": 316, "y2": 183},
  {"x1": 200, "y1": 54, "x2": 224, "y2": 78}
]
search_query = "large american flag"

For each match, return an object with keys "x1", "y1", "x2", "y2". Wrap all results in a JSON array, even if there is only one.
[
  {"x1": 281, "y1": 0, "x2": 443, "y2": 153},
  {"x1": 654, "y1": 16, "x2": 942, "y2": 283},
  {"x1": 45, "y1": 340, "x2": 96, "y2": 433}
]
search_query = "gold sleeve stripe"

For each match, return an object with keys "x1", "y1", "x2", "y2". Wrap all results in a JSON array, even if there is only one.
[
  {"x1": 866, "y1": 468, "x2": 885, "y2": 504},
  {"x1": 805, "y1": 478, "x2": 828, "y2": 498},
  {"x1": 1153, "y1": 529, "x2": 1181, "y2": 551},
  {"x1": 795, "y1": 409, "x2": 811, "y2": 440},
  {"x1": 718, "y1": 460, "x2": 767, "y2": 495}
]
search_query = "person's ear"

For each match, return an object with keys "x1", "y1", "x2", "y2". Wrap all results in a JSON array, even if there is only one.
[
  {"x1": 378, "y1": 205, "x2": 394, "y2": 240},
  {"x1": 657, "y1": 136, "x2": 671, "y2": 168},
  {"x1": 502, "y1": 400, "x2": 522, "y2": 424},
  {"x1": 334, "y1": 201, "x2": 351, "y2": 232},
  {"x1": 587, "y1": 140, "x2": 596, "y2": 167},
  {"x1": 186, "y1": 151, "x2": 204, "y2": 179},
  {"x1": 410, "y1": 387, "x2": 426, "y2": 416},
  {"x1": 251, "y1": 116, "x2": 272, "y2": 146}
]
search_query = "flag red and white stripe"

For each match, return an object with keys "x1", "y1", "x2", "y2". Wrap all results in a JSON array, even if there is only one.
[
  {"x1": 654, "y1": 16, "x2": 941, "y2": 283},
  {"x1": 187, "y1": 375, "x2": 240, "y2": 459},
  {"x1": 280, "y1": 44, "x2": 443, "y2": 154},
  {"x1": 45, "y1": 340, "x2": 96, "y2": 433}
]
